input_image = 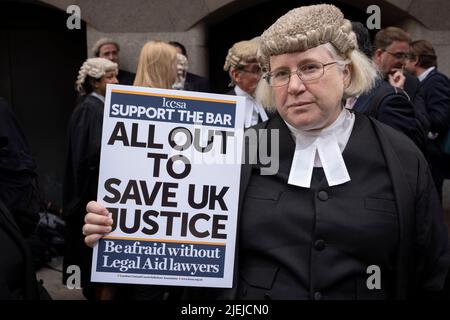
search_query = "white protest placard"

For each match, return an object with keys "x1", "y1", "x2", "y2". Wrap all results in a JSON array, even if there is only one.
[{"x1": 91, "y1": 84, "x2": 245, "y2": 288}]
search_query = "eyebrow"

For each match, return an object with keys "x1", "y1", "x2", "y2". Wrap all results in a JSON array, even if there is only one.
[{"x1": 270, "y1": 58, "x2": 322, "y2": 71}]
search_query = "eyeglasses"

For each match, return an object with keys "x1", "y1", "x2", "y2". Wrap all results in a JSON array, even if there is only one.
[
  {"x1": 264, "y1": 61, "x2": 338, "y2": 87},
  {"x1": 384, "y1": 50, "x2": 409, "y2": 60}
]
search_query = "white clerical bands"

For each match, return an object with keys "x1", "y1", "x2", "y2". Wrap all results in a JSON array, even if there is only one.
[
  {"x1": 288, "y1": 132, "x2": 350, "y2": 188},
  {"x1": 287, "y1": 109, "x2": 354, "y2": 188}
]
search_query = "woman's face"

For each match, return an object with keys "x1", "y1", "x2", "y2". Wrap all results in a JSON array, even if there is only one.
[
  {"x1": 269, "y1": 45, "x2": 350, "y2": 131},
  {"x1": 94, "y1": 71, "x2": 119, "y2": 96}
]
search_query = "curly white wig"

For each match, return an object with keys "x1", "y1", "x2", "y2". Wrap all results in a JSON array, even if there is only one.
[
  {"x1": 75, "y1": 57, "x2": 118, "y2": 94},
  {"x1": 223, "y1": 39, "x2": 260, "y2": 72},
  {"x1": 92, "y1": 38, "x2": 120, "y2": 57}
]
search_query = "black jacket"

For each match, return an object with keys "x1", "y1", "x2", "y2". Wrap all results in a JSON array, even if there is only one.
[
  {"x1": 183, "y1": 113, "x2": 450, "y2": 299},
  {"x1": 117, "y1": 69, "x2": 136, "y2": 86},
  {"x1": 420, "y1": 69, "x2": 450, "y2": 136},
  {"x1": 353, "y1": 80, "x2": 427, "y2": 151},
  {"x1": 184, "y1": 72, "x2": 210, "y2": 93},
  {"x1": 0, "y1": 200, "x2": 39, "y2": 299},
  {"x1": 63, "y1": 94, "x2": 104, "y2": 289}
]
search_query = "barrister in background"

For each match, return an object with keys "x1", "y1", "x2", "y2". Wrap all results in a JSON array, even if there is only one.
[
  {"x1": 405, "y1": 40, "x2": 450, "y2": 200},
  {"x1": 223, "y1": 39, "x2": 269, "y2": 128},
  {"x1": 62, "y1": 57, "x2": 118, "y2": 300},
  {"x1": 169, "y1": 41, "x2": 211, "y2": 93},
  {"x1": 92, "y1": 38, "x2": 136, "y2": 86}
]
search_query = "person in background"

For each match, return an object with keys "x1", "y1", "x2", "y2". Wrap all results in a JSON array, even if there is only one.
[
  {"x1": 133, "y1": 40, "x2": 178, "y2": 89},
  {"x1": 172, "y1": 53, "x2": 189, "y2": 90},
  {"x1": 63, "y1": 57, "x2": 118, "y2": 300},
  {"x1": 82, "y1": 4, "x2": 450, "y2": 299},
  {"x1": 0, "y1": 96, "x2": 40, "y2": 236},
  {"x1": 169, "y1": 41, "x2": 211, "y2": 92},
  {"x1": 351, "y1": 25, "x2": 428, "y2": 152},
  {"x1": 0, "y1": 199, "x2": 42, "y2": 299},
  {"x1": 92, "y1": 38, "x2": 135, "y2": 85},
  {"x1": 405, "y1": 39, "x2": 450, "y2": 199},
  {"x1": 223, "y1": 39, "x2": 269, "y2": 128},
  {"x1": 372, "y1": 27, "x2": 429, "y2": 133}
]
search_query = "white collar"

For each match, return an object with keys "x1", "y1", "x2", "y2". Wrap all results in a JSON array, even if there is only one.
[
  {"x1": 234, "y1": 86, "x2": 268, "y2": 127},
  {"x1": 90, "y1": 91, "x2": 105, "y2": 103},
  {"x1": 285, "y1": 108, "x2": 354, "y2": 188},
  {"x1": 418, "y1": 66, "x2": 436, "y2": 82}
]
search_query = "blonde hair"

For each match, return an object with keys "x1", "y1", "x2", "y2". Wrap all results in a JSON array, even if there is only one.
[
  {"x1": 256, "y1": 43, "x2": 379, "y2": 111},
  {"x1": 324, "y1": 43, "x2": 378, "y2": 98},
  {"x1": 75, "y1": 57, "x2": 118, "y2": 95},
  {"x1": 134, "y1": 40, "x2": 178, "y2": 89}
]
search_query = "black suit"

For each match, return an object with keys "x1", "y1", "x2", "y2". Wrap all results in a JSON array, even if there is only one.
[
  {"x1": 183, "y1": 113, "x2": 450, "y2": 299},
  {"x1": 420, "y1": 68, "x2": 450, "y2": 197},
  {"x1": 404, "y1": 73, "x2": 430, "y2": 133},
  {"x1": 0, "y1": 200, "x2": 39, "y2": 299},
  {"x1": 0, "y1": 97, "x2": 39, "y2": 236},
  {"x1": 184, "y1": 72, "x2": 210, "y2": 93},
  {"x1": 421, "y1": 69, "x2": 450, "y2": 136},
  {"x1": 353, "y1": 80, "x2": 426, "y2": 151},
  {"x1": 117, "y1": 69, "x2": 135, "y2": 86}
]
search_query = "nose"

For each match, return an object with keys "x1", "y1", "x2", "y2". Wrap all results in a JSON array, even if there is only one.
[
  {"x1": 113, "y1": 76, "x2": 119, "y2": 84},
  {"x1": 287, "y1": 72, "x2": 306, "y2": 95}
]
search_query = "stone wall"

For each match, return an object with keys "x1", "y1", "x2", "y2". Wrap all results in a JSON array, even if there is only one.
[{"x1": 42, "y1": 0, "x2": 450, "y2": 77}]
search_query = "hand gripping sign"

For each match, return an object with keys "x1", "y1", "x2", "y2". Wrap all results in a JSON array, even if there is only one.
[{"x1": 91, "y1": 84, "x2": 245, "y2": 288}]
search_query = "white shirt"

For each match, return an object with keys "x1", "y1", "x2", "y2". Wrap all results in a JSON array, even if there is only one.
[
  {"x1": 418, "y1": 66, "x2": 436, "y2": 82},
  {"x1": 285, "y1": 108, "x2": 355, "y2": 188},
  {"x1": 234, "y1": 85, "x2": 268, "y2": 128}
]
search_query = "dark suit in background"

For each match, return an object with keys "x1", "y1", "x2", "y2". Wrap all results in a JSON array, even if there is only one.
[
  {"x1": 353, "y1": 80, "x2": 426, "y2": 151},
  {"x1": 184, "y1": 72, "x2": 210, "y2": 93},
  {"x1": 403, "y1": 73, "x2": 430, "y2": 133},
  {"x1": 421, "y1": 68, "x2": 450, "y2": 198},
  {"x1": 117, "y1": 69, "x2": 135, "y2": 86},
  {"x1": 0, "y1": 200, "x2": 40, "y2": 299}
]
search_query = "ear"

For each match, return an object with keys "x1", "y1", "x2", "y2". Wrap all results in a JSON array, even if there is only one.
[
  {"x1": 342, "y1": 64, "x2": 352, "y2": 88},
  {"x1": 373, "y1": 48, "x2": 383, "y2": 63},
  {"x1": 230, "y1": 68, "x2": 241, "y2": 84}
]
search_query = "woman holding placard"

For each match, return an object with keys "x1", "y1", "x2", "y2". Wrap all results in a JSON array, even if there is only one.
[{"x1": 81, "y1": 5, "x2": 450, "y2": 299}]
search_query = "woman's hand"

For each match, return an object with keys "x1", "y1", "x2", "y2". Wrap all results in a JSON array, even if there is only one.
[{"x1": 83, "y1": 201, "x2": 113, "y2": 248}]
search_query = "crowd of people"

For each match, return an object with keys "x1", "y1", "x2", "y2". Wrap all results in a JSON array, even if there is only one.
[{"x1": 0, "y1": 3, "x2": 450, "y2": 300}]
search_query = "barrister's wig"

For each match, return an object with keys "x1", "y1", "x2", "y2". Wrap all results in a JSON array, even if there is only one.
[
  {"x1": 92, "y1": 38, "x2": 120, "y2": 56},
  {"x1": 75, "y1": 58, "x2": 118, "y2": 95},
  {"x1": 258, "y1": 4, "x2": 357, "y2": 71},
  {"x1": 255, "y1": 4, "x2": 378, "y2": 109},
  {"x1": 223, "y1": 39, "x2": 261, "y2": 71}
]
